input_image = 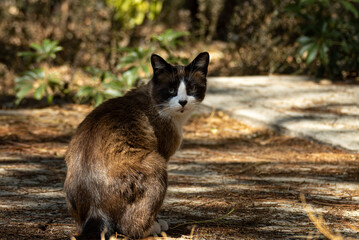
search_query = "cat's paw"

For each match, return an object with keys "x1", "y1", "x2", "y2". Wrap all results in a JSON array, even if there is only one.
[
  {"x1": 158, "y1": 219, "x2": 169, "y2": 232},
  {"x1": 147, "y1": 220, "x2": 168, "y2": 236},
  {"x1": 149, "y1": 221, "x2": 161, "y2": 235}
]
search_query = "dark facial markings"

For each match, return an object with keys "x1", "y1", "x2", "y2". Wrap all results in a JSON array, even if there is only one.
[
  {"x1": 168, "y1": 88, "x2": 175, "y2": 95},
  {"x1": 152, "y1": 64, "x2": 207, "y2": 105},
  {"x1": 153, "y1": 74, "x2": 179, "y2": 103},
  {"x1": 184, "y1": 80, "x2": 196, "y2": 96},
  {"x1": 183, "y1": 71, "x2": 206, "y2": 101},
  {"x1": 160, "y1": 84, "x2": 177, "y2": 100}
]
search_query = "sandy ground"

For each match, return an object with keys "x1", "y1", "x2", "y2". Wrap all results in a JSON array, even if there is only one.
[{"x1": 0, "y1": 105, "x2": 359, "y2": 240}]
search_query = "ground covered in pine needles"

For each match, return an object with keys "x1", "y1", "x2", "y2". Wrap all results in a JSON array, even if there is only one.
[{"x1": 0, "y1": 104, "x2": 359, "y2": 239}]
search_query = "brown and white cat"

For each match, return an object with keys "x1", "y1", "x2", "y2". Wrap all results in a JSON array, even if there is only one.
[{"x1": 64, "y1": 52, "x2": 209, "y2": 239}]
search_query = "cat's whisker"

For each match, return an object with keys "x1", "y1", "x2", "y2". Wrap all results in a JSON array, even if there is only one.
[{"x1": 157, "y1": 107, "x2": 173, "y2": 119}]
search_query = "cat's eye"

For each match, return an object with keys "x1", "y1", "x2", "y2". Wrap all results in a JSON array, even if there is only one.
[{"x1": 168, "y1": 88, "x2": 175, "y2": 94}]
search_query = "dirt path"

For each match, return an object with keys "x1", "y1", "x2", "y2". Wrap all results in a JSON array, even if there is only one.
[
  {"x1": 204, "y1": 76, "x2": 359, "y2": 153},
  {"x1": 1, "y1": 105, "x2": 359, "y2": 239}
]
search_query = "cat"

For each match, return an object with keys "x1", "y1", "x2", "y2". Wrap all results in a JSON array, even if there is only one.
[{"x1": 64, "y1": 52, "x2": 210, "y2": 239}]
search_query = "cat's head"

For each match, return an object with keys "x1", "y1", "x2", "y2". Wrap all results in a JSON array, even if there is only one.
[{"x1": 150, "y1": 52, "x2": 210, "y2": 118}]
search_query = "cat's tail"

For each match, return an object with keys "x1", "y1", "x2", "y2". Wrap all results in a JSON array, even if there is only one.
[{"x1": 75, "y1": 217, "x2": 113, "y2": 240}]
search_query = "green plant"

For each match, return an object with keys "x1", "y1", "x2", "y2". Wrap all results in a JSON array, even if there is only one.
[
  {"x1": 14, "y1": 68, "x2": 62, "y2": 105},
  {"x1": 151, "y1": 29, "x2": 190, "y2": 65},
  {"x1": 115, "y1": 29, "x2": 190, "y2": 81},
  {"x1": 17, "y1": 39, "x2": 63, "y2": 63},
  {"x1": 106, "y1": 0, "x2": 163, "y2": 30},
  {"x1": 14, "y1": 39, "x2": 64, "y2": 105},
  {"x1": 118, "y1": 29, "x2": 190, "y2": 72},
  {"x1": 76, "y1": 29, "x2": 191, "y2": 107},
  {"x1": 285, "y1": 0, "x2": 359, "y2": 79},
  {"x1": 75, "y1": 67, "x2": 130, "y2": 107},
  {"x1": 117, "y1": 46, "x2": 154, "y2": 78},
  {"x1": 117, "y1": 30, "x2": 190, "y2": 71}
]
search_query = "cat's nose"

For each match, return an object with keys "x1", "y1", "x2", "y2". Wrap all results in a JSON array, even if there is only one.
[{"x1": 179, "y1": 100, "x2": 187, "y2": 107}]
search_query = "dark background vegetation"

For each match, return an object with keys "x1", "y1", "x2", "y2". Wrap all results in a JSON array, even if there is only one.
[{"x1": 0, "y1": 0, "x2": 358, "y2": 106}]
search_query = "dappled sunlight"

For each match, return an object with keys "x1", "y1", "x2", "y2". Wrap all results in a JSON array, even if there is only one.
[
  {"x1": 1, "y1": 105, "x2": 359, "y2": 238},
  {"x1": 1, "y1": 0, "x2": 359, "y2": 239}
]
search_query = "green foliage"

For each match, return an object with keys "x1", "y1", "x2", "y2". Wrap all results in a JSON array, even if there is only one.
[
  {"x1": 76, "y1": 29, "x2": 190, "y2": 107},
  {"x1": 106, "y1": 0, "x2": 163, "y2": 29},
  {"x1": 116, "y1": 30, "x2": 190, "y2": 80},
  {"x1": 75, "y1": 67, "x2": 128, "y2": 107},
  {"x1": 17, "y1": 39, "x2": 63, "y2": 63},
  {"x1": 285, "y1": 0, "x2": 359, "y2": 79},
  {"x1": 13, "y1": 30, "x2": 190, "y2": 107},
  {"x1": 14, "y1": 39, "x2": 64, "y2": 105},
  {"x1": 14, "y1": 68, "x2": 62, "y2": 105},
  {"x1": 151, "y1": 29, "x2": 189, "y2": 49},
  {"x1": 116, "y1": 30, "x2": 190, "y2": 78},
  {"x1": 151, "y1": 29, "x2": 190, "y2": 65},
  {"x1": 117, "y1": 46, "x2": 154, "y2": 78}
]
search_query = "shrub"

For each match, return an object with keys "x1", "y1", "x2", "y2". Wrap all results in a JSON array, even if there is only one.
[
  {"x1": 17, "y1": 39, "x2": 63, "y2": 63},
  {"x1": 117, "y1": 46, "x2": 154, "y2": 79},
  {"x1": 75, "y1": 67, "x2": 127, "y2": 107},
  {"x1": 151, "y1": 29, "x2": 190, "y2": 65},
  {"x1": 14, "y1": 39, "x2": 64, "y2": 105},
  {"x1": 13, "y1": 30, "x2": 190, "y2": 107},
  {"x1": 285, "y1": 0, "x2": 359, "y2": 79},
  {"x1": 106, "y1": 0, "x2": 163, "y2": 30},
  {"x1": 14, "y1": 68, "x2": 61, "y2": 105},
  {"x1": 76, "y1": 29, "x2": 189, "y2": 106}
]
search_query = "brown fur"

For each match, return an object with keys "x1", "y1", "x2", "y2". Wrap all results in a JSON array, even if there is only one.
[{"x1": 64, "y1": 52, "x2": 209, "y2": 239}]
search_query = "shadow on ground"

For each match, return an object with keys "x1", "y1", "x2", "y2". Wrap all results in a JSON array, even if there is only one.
[{"x1": 1, "y1": 107, "x2": 359, "y2": 239}]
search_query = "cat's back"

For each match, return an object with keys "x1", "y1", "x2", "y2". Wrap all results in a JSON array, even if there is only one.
[
  {"x1": 66, "y1": 85, "x2": 158, "y2": 166},
  {"x1": 83, "y1": 84, "x2": 151, "y2": 125}
]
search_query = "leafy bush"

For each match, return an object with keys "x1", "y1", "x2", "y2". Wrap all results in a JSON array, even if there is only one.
[
  {"x1": 117, "y1": 30, "x2": 189, "y2": 75},
  {"x1": 74, "y1": 50, "x2": 151, "y2": 107},
  {"x1": 76, "y1": 29, "x2": 190, "y2": 106},
  {"x1": 106, "y1": 0, "x2": 163, "y2": 29},
  {"x1": 17, "y1": 39, "x2": 63, "y2": 63},
  {"x1": 115, "y1": 30, "x2": 190, "y2": 84},
  {"x1": 14, "y1": 68, "x2": 62, "y2": 105},
  {"x1": 117, "y1": 46, "x2": 154, "y2": 78},
  {"x1": 14, "y1": 39, "x2": 64, "y2": 105},
  {"x1": 75, "y1": 67, "x2": 128, "y2": 107},
  {"x1": 13, "y1": 30, "x2": 190, "y2": 107},
  {"x1": 151, "y1": 29, "x2": 190, "y2": 65},
  {"x1": 285, "y1": 0, "x2": 359, "y2": 79}
]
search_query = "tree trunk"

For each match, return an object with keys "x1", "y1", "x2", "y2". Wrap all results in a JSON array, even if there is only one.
[
  {"x1": 186, "y1": 0, "x2": 200, "y2": 36},
  {"x1": 214, "y1": 0, "x2": 237, "y2": 41}
]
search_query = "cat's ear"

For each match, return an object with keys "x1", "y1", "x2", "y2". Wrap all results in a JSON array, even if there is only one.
[
  {"x1": 187, "y1": 52, "x2": 210, "y2": 75},
  {"x1": 151, "y1": 54, "x2": 171, "y2": 74}
]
